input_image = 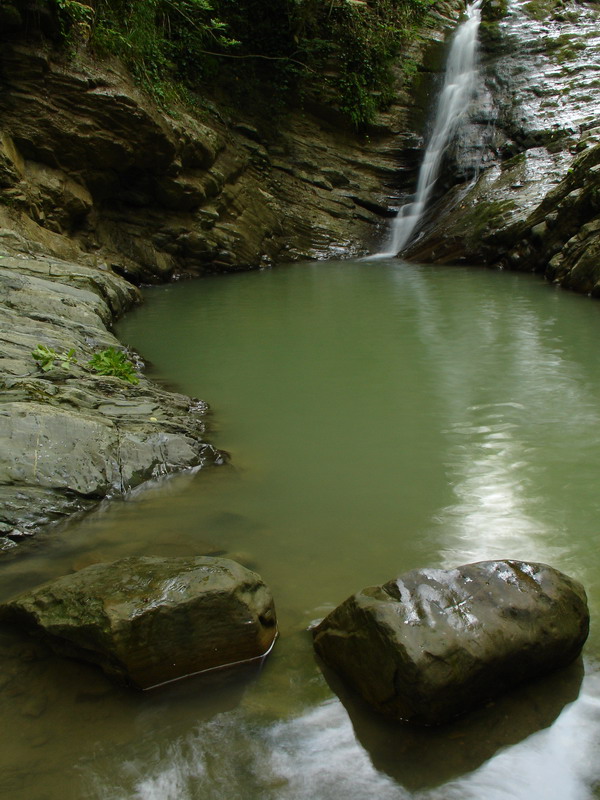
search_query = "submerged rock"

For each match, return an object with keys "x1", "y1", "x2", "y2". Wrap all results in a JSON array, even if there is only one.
[
  {"x1": 312, "y1": 560, "x2": 588, "y2": 725},
  {"x1": 0, "y1": 556, "x2": 277, "y2": 689}
]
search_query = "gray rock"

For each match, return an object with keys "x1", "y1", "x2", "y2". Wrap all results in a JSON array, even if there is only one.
[
  {"x1": 406, "y1": 0, "x2": 600, "y2": 285},
  {"x1": 0, "y1": 247, "x2": 220, "y2": 537},
  {"x1": 0, "y1": 556, "x2": 278, "y2": 689},
  {"x1": 312, "y1": 560, "x2": 589, "y2": 725}
]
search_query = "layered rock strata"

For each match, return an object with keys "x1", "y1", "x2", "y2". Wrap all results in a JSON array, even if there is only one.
[
  {"x1": 0, "y1": 241, "x2": 220, "y2": 548},
  {"x1": 0, "y1": 4, "x2": 461, "y2": 280},
  {"x1": 404, "y1": 0, "x2": 600, "y2": 295}
]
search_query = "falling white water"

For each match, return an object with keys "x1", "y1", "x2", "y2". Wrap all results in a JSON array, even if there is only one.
[{"x1": 375, "y1": 0, "x2": 482, "y2": 258}]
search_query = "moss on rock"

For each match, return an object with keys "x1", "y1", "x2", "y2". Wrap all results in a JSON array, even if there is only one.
[{"x1": 0, "y1": 556, "x2": 278, "y2": 688}]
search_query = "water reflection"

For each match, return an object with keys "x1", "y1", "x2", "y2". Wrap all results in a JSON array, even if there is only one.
[
  {"x1": 436, "y1": 668, "x2": 600, "y2": 800},
  {"x1": 87, "y1": 665, "x2": 600, "y2": 800},
  {"x1": 0, "y1": 621, "x2": 269, "y2": 800},
  {"x1": 3, "y1": 260, "x2": 600, "y2": 798},
  {"x1": 322, "y1": 658, "x2": 584, "y2": 791},
  {"x1": 436, "y1": 398, "x2": 560, "y2": 567},
  {"x1": 396, "y1": 263, "x2": 600, "y2": 579}
]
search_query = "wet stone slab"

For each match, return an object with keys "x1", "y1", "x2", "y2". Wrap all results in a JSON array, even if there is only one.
[{"x1": 0, "y1": 246, "x2": 219, "y2": 542}]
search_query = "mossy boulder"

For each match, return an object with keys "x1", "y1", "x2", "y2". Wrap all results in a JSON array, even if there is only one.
[
  {"x1": 0, "y1": 556, "x2": 277, "y2": 689},
  {"x1": 481, "y1": 0, "x2": 508, "y2": 21},
  {"x1": 312, "y1": 560, "x2": 588, "y2": 725}
]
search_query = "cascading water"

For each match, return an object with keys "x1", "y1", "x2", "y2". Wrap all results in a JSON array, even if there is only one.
[{"x1": 374, "y1": 0, "x2": 482, "y2": 258}]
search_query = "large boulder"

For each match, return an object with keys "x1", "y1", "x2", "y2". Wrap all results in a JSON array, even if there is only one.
[
  {"x1": 0, "y1": 556, "x2": 277, "y2": 689},
  {"x1": 312, "y1": 560, "x2": 588, "y2": 725}
]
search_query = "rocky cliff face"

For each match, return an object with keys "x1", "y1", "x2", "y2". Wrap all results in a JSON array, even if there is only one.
[
  {"x1": 403, "y1": 0, "x2": 600, "y2": 296},
  {"x1": 0, "y1": 2, "x2": 462, "y2": 280},
  {"x1": 0, "y1": 3, "x2": 462, "y2": 545}
]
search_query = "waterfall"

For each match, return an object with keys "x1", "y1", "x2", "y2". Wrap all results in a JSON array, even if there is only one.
[{"x1": 374, "y1": 1, "x2": 482, "y2": 258}]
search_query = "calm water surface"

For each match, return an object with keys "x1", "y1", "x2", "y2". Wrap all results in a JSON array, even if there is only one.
[{"x1": 1, "y1": 258, "x2": 600, "y2": 799}]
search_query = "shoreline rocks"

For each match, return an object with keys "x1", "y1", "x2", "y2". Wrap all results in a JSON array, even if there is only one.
[
  {"x1": 0, "y1": 244, "x2": 221, "y2": 548},
  {"x1": 0, "y1": 556, "x2": 277, "y2": 689},
  {"x1": 312, "y1": 560, "x2": 589, "y2": 725}
]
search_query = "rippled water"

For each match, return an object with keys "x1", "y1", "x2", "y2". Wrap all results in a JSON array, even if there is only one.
[{"x1": 1, "y1": 259, "x2": 600, "y2": 799}]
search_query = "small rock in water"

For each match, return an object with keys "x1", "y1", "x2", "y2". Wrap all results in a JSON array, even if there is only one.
[
  {"x1": 312, "y1": 560, "x2": 589, "y2": 725},
  {"x1": 0, "y1": 556, "x2": 277, "y2": 689}
]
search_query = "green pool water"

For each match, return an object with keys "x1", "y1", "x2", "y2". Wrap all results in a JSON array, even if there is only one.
[{"x1": 1, "y1": 258, "x2": 599, "y2": 799}]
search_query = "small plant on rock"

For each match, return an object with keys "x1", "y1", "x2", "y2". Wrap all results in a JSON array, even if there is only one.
[
  {"x1": 32, "y1": 344, "x2": 78, "y2": 372},
  {"x1": 88, "y1": 347, "x2": 139, "y2": 384},
  {"x1": 33, "y1": 343, "x2": 140, "y2": 384}
]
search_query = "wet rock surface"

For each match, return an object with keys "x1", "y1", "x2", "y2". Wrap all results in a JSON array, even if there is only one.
[
  {"x1": 405, "y1": 0, "x2": 600, "y2": 291},
  {"x1": 0, "y1": 5, "x2": 461, "y2": 277},
  {"x1": 312, "y1": 560, "x2": 589, "y2": 725},
  {"x1": 0, "y1": 242, "x2": 219, "y2": 543},
  {"x1": 505, "y1": 139, "x2": 600, "y2": 294},
  {"x1": 0, "y1": 556, "x2": 277, "y2": 689}
]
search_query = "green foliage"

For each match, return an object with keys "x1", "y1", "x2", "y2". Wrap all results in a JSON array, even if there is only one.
[
  {"x1": 42, "y1": 0, "x2": 238, "y2": 102},
  {"x1": 87, "y1": 347, "x2": 139, "y2": 384},
  {"x1": 208, "y1": 0, "x2": 436, "y2": 126},
  {"x1": 44, "y1": 0, "x2": 437, "y2": 127},
  {"x1": 481, "y1": 0, "x2": 508, "y2": 21},
  {"x1": 32, "y1": 343, "x2": 58, "y2": 371},
  {"x1": 50, "y1": 0, "x2": 94, "y2": 42},
  {"x1": 32, "y1": 344, "x2": 77, "y2": 372},
  {"x1": 55, "y1": 0, "x2": 93, "y2": 25},
  {"x1": 32, "y1": 343, "x2": 139, "y2": 384},
  {"x1": 521, "y1": 0, "x2": 564, "y2": 21},
  {"x1": 316, "y1": 0, "x2": 432, "y2": 126}
]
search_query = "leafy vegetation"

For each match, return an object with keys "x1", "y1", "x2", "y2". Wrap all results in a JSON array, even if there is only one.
[
  {"x1": 32, "y1": 344, "x2": 77, "y2": 371},
  {"x1": 316, "y1": 0, "x2": 431, "y2": 127},
  {"x1": 32, "y1": 343, "x2": 139, "y2": 384},
  {"x1": 38, "y1": 0, "x2": 437, "y2": 127},
  {"x1": 87, "y1": 347, "x2": 140, "y2": 384}
]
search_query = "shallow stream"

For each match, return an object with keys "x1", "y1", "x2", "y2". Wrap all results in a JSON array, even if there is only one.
[{"x1": 1, "y1": 258, "x2": 600, "y2": 799}]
